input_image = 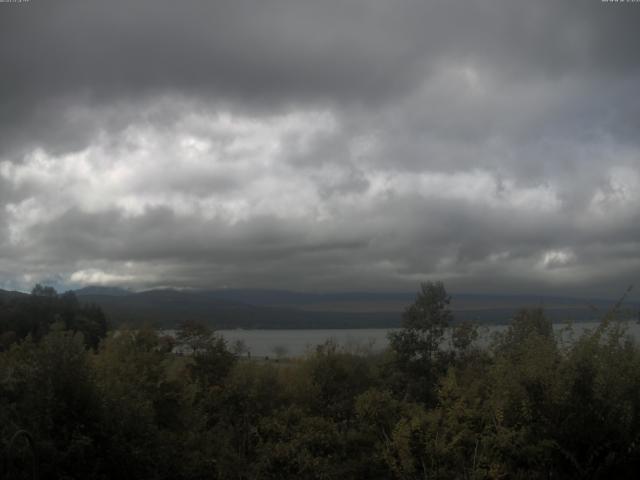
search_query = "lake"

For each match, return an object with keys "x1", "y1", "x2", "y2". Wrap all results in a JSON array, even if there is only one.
[{"x1": 213, "y1": 321, "x2": 640, "y2": 358}]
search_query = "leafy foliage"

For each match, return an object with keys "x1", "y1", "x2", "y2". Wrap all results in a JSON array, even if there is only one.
[
  {"x1": 0, "y1": 285, "x2": 107, "y2": 349},
  {"x1": 387, "y1": 281, "x2": 453, "y2": 404},
  {"x1": 2, "y1": 283, "x2": 640, "y2": 479}
]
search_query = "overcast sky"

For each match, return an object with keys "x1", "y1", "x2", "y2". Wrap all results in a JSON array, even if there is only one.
[{"x1": 1, "y1": 0, "x2": 639, "y2": 297}]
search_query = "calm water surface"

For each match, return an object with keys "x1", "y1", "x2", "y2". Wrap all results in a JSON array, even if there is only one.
[{"x1": 213, "y1": 321, "x2": 640, "y2": 358}]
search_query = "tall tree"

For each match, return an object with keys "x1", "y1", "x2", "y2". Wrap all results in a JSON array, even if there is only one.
[{"x1": 388, "y1": 281, "x2": 453, "y2": 404}]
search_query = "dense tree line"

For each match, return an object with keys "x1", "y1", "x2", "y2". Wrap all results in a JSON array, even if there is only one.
[
  {"x1": 0, "y1": 285, "x2": 108, "y2": 351},
  {"x1": 1, "y1": 282, "x2": 640, "y2": 478}
]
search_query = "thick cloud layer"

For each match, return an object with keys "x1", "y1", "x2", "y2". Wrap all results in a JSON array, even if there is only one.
[{"x1": 1, "y1": 0, "x2": 639, "y2": 297}]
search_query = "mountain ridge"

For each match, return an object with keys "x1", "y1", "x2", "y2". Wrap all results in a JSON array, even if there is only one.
[
  {"x1": 69, "y1": 286, "x2": 639, "y2": 328},
  {"x1": 3, "y1": 286, "x2": 634, "y2": 329}
]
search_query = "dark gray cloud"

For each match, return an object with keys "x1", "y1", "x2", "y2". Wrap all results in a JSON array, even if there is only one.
[
  {"x1": 3, "y1": 0, "x2": 640, "y2": 155},
  {"x1": 1, "y1": 0, "x2": 639, "y2": 298}
]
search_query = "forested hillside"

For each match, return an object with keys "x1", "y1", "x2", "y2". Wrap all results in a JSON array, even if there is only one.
[
  {"x1": 2, "y1": 282, "x2": 640, "y2": 478},
  {"x1": 0, "y1": 285, "x2": 108, "y2": 350}
]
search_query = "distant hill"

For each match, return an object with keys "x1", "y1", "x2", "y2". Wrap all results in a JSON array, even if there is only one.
[
  {"x1": 74, "y1": 288, "x2": 398, "y2": 329},
  {"x1": 74, "y1": 286, "x2": 131, "y2": 296},
  {"x1": 0, "y1": 289, "x2": 28, "y2": 301},
  {"x1": 72, "y1": 287, "x2": 640, "y2": 329}
]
